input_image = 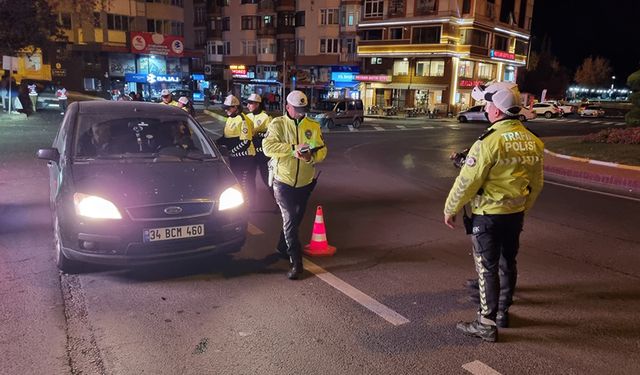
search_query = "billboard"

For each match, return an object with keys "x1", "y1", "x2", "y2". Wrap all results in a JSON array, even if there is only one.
[{"x1": 130, "y1": 32, "x2": 184, "y2": 57}]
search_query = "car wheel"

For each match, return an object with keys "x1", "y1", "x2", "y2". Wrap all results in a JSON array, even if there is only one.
[
  {"x1": 518, "y1": 114, "x2": 527, "y2": 122},
  {"x1": 53, "y1": 215, "x2": 82, "y2": 274},
  {"x1": 544, "y1": 111, "x2": 553, "y2": 119},
  {"x1": 352, "y1": 118, "x2": 362, "y2": 129},
  {"x1": 458, "y1": 116, "x2": 468, "y2": 123},
  {"x1": 326, "y1": 119, "x2": 335, "y2": 129}
]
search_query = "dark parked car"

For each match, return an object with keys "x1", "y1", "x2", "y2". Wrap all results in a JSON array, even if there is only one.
[{"x1": 37, "y1": 101, "x2": 248, "y2": 273}]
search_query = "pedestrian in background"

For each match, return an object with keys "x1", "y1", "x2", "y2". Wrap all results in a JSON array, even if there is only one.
[
  {"x1": 218, "y1": 94, "x2": 257, "y2": 207},
  {"x1": 27, "y1": 82, "x2": 38, "y2": 112},
  {"x1": 443, "y1": 81, "x2": 544, "y2": 342},
  {"x1": 263, "y1": 90, "x2": 327, "y2": 280},
  {"x1": 56, "y1": 84, "x2": 68, "y2": 115},
  {"x1": 177, "y1": 96, "x2": 195, "y2": 116},
  {"x1": 246, "y1": 93, "x2": 272, "y2": 192}
]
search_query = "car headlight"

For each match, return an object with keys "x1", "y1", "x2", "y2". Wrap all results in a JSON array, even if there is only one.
[
  {"x1": 73, "y1": 193, "x2": 122, "y2": 219},
  {"x1": 218, "y1": 186, "x2": 244, "y2": 211}
]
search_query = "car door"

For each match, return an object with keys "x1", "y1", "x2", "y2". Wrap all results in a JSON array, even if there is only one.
[
  {"x1": 469, "y1": 106, "x2": 486, "y2": 121},
  {"x1": 334, "y1": 101, "x2": 348, "y2": 125},
  {"x1": 47, "y1": 115, "x2": 70, "y2": 208}
]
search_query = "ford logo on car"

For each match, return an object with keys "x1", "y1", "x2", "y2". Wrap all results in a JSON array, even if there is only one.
[{"x1": 164, "y1": 206, "x2": 183, "y2": 215}]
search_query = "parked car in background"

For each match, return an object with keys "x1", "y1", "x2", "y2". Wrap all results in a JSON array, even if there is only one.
[
  {"x1": 531, "y1": 103, "x2": 563, "y2": 118},
  {"x1": 543, "y1": 101, "x2": 575, "y2": 116},
  {"x1": 37, "y1": 101, "x2": 248, "y2": 273},
  {"x1": 580, "y1": 105, "x2": 605, "y2": 118},
  {"x1": 458, "y1": 105, "x2": 535, "y2": 123},
  {"x1": 309, "y1": 98, "x2": 364, "y2": 129},
  {"x1": 457, "y1": 105, "x2": 487, "y2": 122}
]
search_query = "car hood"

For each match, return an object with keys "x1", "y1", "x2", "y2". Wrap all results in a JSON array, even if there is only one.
[{"x1": 71, "y1": 161, "x2": 236, "y2": 206}]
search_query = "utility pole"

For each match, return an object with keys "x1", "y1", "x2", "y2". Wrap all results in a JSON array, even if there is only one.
[{"x1": 282, "y1": 49, "x2": 287, "y2": 115}]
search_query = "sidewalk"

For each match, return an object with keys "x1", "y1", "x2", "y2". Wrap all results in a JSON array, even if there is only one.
[{"x1": 543, "y1": 149, "x2": 640, "y2": 198}]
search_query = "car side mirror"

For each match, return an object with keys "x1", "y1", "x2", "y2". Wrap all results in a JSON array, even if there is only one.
[{"x1": 37, "y1": 148, "x2": 60, "y2": 163}]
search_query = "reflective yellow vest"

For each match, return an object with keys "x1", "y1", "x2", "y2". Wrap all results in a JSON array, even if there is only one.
[
  {"x1": 247, "y1": 111, "x2": 271, "y2": 134},
  {"x1": 263, "y1": 114, "x2": 327, "y2": 188},
  {"x1": 444, "y1": 118, "x2": 544, "y2": 216},
  {"x1": 223, "y1": 113, "x2": 256, "y2": 156}
]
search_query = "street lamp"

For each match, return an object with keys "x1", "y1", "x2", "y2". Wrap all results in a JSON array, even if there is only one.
[{"x1": 611, "y1": 75, "x2": 616, "y2": 90}]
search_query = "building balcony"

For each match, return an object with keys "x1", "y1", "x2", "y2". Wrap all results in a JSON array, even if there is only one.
[
  {"x1": 258, "y1": 0, "x2": 275, "y2": 12},
  {"x1": 339, "y1": 52, "x2": 359, "y2": 63},
  {"x1": 208, "y1": 29, "x2": 223, "y2": 39},
  {"x1": 276, "y1": 25, "x2": 294, "y2": 35},
  {"x1": 275, "y1": 0, "x2": 294, "y2": 11},
  {"x1": 257, "y1": 26, "x2": 276, "y2": 37}
]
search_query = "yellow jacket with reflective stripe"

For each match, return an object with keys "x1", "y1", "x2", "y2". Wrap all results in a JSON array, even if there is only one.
[
  {"x1": 247, "y1": 111, "x2": 271, "y2": 134},
  {"x1": 262, "y1": 114, "x2": 327, "y2": 188},
  {"x1": 444, "y1": 118, "x2": 544, "y2": 216},
  {"x1": 161, "y1": 100, "x2": 181, "y2": 107},
  {"x1": 223, "y1": 113, "x2": 256, "y2": 156}
]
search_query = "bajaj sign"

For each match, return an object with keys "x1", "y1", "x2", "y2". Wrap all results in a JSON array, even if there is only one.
[{"x1": 125, "y1": 73, "x2": 181, "y2": 84}]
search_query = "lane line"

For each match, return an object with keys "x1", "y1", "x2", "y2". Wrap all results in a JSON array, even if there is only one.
[
  {"x1": 396, "y1": 125, "x2": 407, "y2": 130},
  {"x1": 247, "y1": 223, "x2": 264, "y2": 235},
  {"x1": 347, "y1": 125, "x2": 358, "y2": 132},
  {"x1": 422, "y1": 126, "x2": 435, "y2": 129},
  {"x1": 373, "y1": 126, "x2": 385, "y2": 131},
  {"x1": 304, "y1": 259, "x2": 410, "y2": 326},
  {"x1": 462, "y1": 360, "x2": 502, "y2": 375},
  {"x1": 545, "y1": 180, "x2": 640, "y2": 202}
]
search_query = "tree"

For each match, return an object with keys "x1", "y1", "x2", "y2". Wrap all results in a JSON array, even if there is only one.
[
  {"x1": 0, "y1": 0, "x2": 63, "y2": 56},
  {"x1": 574, "y1": 56, "x2": 613, "y2": 88},
  {"x1": 518, "y1": 50, "x2": 570, "y2": 99},
  {"x1": 625, "y1": 68, "x2": 640, "y2": 125}
]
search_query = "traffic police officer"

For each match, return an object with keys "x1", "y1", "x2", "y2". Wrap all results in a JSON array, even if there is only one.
[
  {"x1": 263, "y1": 90, "x2": 327, "y2": 280},
  {"x1": 246, "y1": 93, "x2": 272, "y2": 189},
  {"x1": 443, "y1": 81, "x2": 544, "y2": 342},
  {"x1": 220, "y1": 94, "x2": 257, "y2": 206},
  {"x1": 160, "y1": 89, "x2": 180, "y2": 107}
]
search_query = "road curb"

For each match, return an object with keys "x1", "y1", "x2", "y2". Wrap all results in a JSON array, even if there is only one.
[{"x1": 544, "y1": 149, "x2": 640, "y2": 172}]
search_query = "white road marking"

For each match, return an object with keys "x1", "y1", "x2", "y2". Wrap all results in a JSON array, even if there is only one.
[
  {"x1": 247, "y1": 223, "x2": 264, "y2": 235},
  {"x1": 545, "y1": 180, "x2": 640, "y2": 202},
  {"x1": 422, "y1": 126, "x2": 435, "y2": 129},
  {"x1": 566, "y1": 119, "x2": 579, "y2": 123},
  {"x1": 347, "y1": 125, "x2": 358, "y2": 132},
  {"x1": 304, "y1": 259, "x2": 410, "y2": 326},
  {"x1": 462, "y1": 360, "x2": 502, "y2": 375},
  {"x1": 604, "y1": 121, "x2": 616, "y2": 125},
  {"x1": 200, "y1": 120, "x2": 215, "y2": 124},
  {"x1": 396, "y1": 125, "x2": 407, "y2": 130},
  {"x1": 373, "y1": 126, "x2": 385, "y2": 131}
]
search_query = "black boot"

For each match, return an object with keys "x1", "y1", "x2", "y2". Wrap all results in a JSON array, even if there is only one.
[
  {"x1": 287, "y1": 258, "x2": 303, "y2": 280},
  {"x1": 496, "y1": 310, "x2": 509, "y2": 328},
  {"x1": 465, "y1": 278, "x2": 479, "y2": 289},
  {"x1": 456, "y1": 320, "x2": 498, "y2": 342}
]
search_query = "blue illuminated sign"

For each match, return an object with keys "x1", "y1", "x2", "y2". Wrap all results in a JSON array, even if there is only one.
[
  {"x1": 125, "y1": 73, "x2": 182, "y2": 84},
  {"x1": 331, "y1": 72, "x2": 356, "y2": 83}
]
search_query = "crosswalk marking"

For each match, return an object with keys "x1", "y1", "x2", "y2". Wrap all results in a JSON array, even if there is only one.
[
  {"x1": 462, "y1": 360, "x2": 502, "y2": 375},
  {"x1": 396, "y1": 125, "x2": 407, "y2": 130},
  {"x1": 373, "y1": 126, "x2": 385, "y2": 131},
  {"x1": 422, "y1": 126, "x2": 435, "y2": 129},
  {"x1": 347, "y1": 125, "x2": 358, "y2": 132}
]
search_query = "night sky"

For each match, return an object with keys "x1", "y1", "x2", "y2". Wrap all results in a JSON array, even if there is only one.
[{"x1": 531, "y1": 0, "x2": 640, "y2": 85}]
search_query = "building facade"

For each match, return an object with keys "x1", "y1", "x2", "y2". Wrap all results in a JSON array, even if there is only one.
[
  {"x1": 48, "y1": 0, "x2": 204, "y2": 100},
  {"x1": 205, "y1": 0, "x2": 364, "y2": 105},
  {"x1": 357, "y1": 0, "x2": 534, "y2": 114}
]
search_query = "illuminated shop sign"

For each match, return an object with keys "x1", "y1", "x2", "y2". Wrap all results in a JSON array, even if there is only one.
[
  {"x1": 459, "y1": 80, "x2": 486, "y2": 87},
  {"x1": 130, "y1": 32, "x2": 184, "y2": 57},
  {"x1": 125, "y1": 73, "x2": 181, "y2": 84},
  {"x1": 489, "y1": 50, "x2": 515, "y2": 60},
  {"x1": 230, "y1": 65, "x2": 247, "y2": 76},
  {"x1": 354, "y1": 74, "x2": 392, "y2": 82},
  {"x1": 191, "y1": 74, "x2": 204, "y2": 80},
  {"x1": 331, "y1": 72, "x2": 356, "y2": 82}
]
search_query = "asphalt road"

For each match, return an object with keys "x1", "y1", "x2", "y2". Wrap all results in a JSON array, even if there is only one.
[{"x1": 1, "y1": 110, "x2": 638, "y2": 374}]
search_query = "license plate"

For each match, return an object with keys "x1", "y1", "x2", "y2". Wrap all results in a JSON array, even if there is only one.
[{"x1": 143, "y1": 224, "x2": 205, "y2": 243}]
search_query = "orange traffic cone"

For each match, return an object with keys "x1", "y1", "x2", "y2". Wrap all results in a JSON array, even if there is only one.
[{"x1": 303, "y1": 205, "x2": 336, "y2": 257}]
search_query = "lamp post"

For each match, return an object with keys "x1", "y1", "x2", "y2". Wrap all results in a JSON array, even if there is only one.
[{"x1": 611, "y1": 75, "x2": 616, "y2": 90}]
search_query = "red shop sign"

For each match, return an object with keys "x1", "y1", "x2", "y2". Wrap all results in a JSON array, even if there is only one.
[{"x1": 130, "y1": 32, "x2": 184, "y2": 57}]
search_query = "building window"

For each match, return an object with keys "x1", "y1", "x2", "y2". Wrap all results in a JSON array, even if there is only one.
[
  {"x1": 494, "y1": 34, "x2": 509, "y2": 51},
  {"x1": 320, "y1": 9, "x2": 339, "y2": 25},
  {"x1": 477, "y1": 62, "x2": 495, "y2": 79},
  {"x1": 412, "y1": 26, "x2": 440, "y2": 44},
  {"x1": 389, "y1": 0, "x2": 405, "y2": 16},
  {"x1": 348, "y1": 12, "x2": 356, "y2": 26},
  {"x1": 462, "y1": 0, "x2": 471, "y2": 14},
  {"x1": 261, "y1": 15, "x2": 274, "y2": 27},
  {"x1": 320, "y1": 39, "x2": 339, "y2": 54},
  {"x1": 458, "y1": 60, "x2": 474, "y2": 78},
  {"x1": 393, "y1": 60, "x2": 409, "y2": 76},
  {"x1": 242, "y1": 40, "x2": 257, "y2": 55},
  {"x1": 364, "y1": 0, "x2": 383, "y2": 18},
  {"x1": 195, "y1": 30, "x2": 206, "y2": 46},
  {"x1": 515, "y1": 40, "x2": 527, "y2": 55},
  {"x1": 296, "y1": 39, "x2": 305, "y2": 55},
  {"x1": 389, "y1": 27, "x2": 403, "y2": 40},
  {"x1": 416, "y1": 59, "x2": 444, "y2": 77},
  {"x1": 415, "y1": 0, "x2": 437, "y2": 13},
  {"x1": 222, "y1": 17, "x2": 230, "y2": 31},
  {"x1": 362, "y1": 29, "x2": 383, "y2": 40},
  {"x1": 241, "y1": 16, "x2": 256, "y2": 30},
  {"x1": 58, "y1": 13, "x2": 71, "y2": 29},
  {"x1": 107, "y1": 14, "x2": 130, "y2": 31},
  {"x1": 464, "y1": 29, "x2": 488, "y2": 47},
  {"x1": 195, "y1": 6, "x2": 206, "y2": 24},
  {"x1": 170, "y1": 21, "x2": 184, "y2": 36},
  {"x1": 224, "y1": 41, "x2": 231, "y2": 55},
  {"x1": 217, "y1": 44, "x2": 224, "y2": 55},
  {"x1": 93, "y1": 12, "x2": 101, "y2": 27},
  {"x1": 241, "y1": 0, "x2": 258, "y2": 3},
  {"x1": 295, "y1": 11, "x2": 305, "y2": 26}
]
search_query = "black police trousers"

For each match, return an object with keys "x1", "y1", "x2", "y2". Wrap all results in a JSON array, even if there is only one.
[
  {"x1": 273, "y1": 180, "x2": 312, "y2": 265},
  {"x1": 255, "y1": 152, "x2": 271, "y2": 189},
  {"x1": 229, "y1": 156, "x2": 256, "y2": 206},
  {"x1": 471, "y1": 211, "x2": 524, "y2": 324}
]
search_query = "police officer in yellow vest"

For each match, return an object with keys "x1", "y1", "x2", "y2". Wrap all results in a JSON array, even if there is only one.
[
  {"x1": 160, "y1": 89, "x2": 180, "y2": 107},
  {"x1": 246, "y1": 93, "x2": 272, "y2": 189},
  {"x1": 444, "y1": 81, "x2": 544, "y2": 342},
  {"x1": 263, "y1": 90, "x2": 327, "y2": 280},
  {"x1": 220, "y1": 94, "x2": 257, "y2": 207}
]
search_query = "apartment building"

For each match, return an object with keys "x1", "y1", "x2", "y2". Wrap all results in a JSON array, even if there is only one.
[
  {"x1": 47, "y1": 0, "x2": 205, "y2": 99},
  {"x1": 357, "y1": 0, "x2": 534, "y2": 113},
  {"x1": 205, "y1": 0, "x2": 363, "y2": 104}
]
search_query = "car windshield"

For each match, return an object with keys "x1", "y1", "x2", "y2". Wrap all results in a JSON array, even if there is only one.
[
  {"x1": 73, "y1": 114, "x2": 217, "y2": 162},
  {"x1": 313, "y1": 101, "x2": 337, "y2": 111}
]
